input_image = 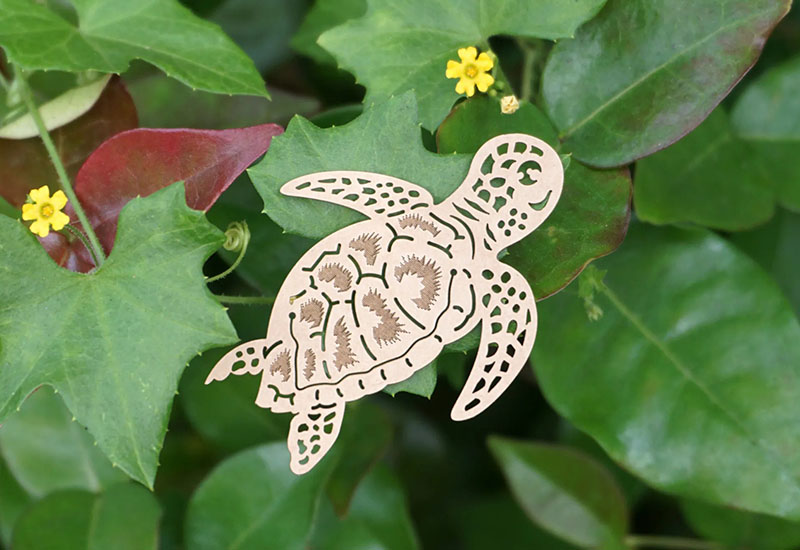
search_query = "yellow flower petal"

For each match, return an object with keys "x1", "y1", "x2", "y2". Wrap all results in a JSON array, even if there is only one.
[
  {"x1": 475, "y1": 72, "x2": 495, "y2": 92},
  {"x1": 475, "y1": 52, "x2": 494, "y2": 71},
  {"x1": 50, "y1": 211, "x2": 70, "y2": 231},
  {"x1": 446, "y1": 60, "x2": 462, "y2": 79},
  {"x1": 51, "y1": 190, "x2": 68, "y2": 209},
  {"x1": 463, "y1": 79, "x2": 476, "y2": 97},
  {"x1": 29, "y1": 185, "x2": 50, "y2": 204},
  {"x1": 458, "y1": 46, "x2": 477, "y2": 63},
  {"x1": 29, "y1": 219, "x2": 50, "y2": 238},
  {"x1": 21, "y1": 203, "x2": 37, "y2": 220}
]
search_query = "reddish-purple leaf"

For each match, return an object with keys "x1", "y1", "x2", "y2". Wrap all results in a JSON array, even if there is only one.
[
  {"x1": 0, "y1": 76, "x2": 138, "y2": 207},
  {"x1": 62, "y1": 123, "x2": 283, "y2": 270}
]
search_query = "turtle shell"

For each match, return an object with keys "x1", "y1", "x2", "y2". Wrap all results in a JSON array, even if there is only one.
[{"x1": 264, "y1": 214, "x2": 473, "y2": 394}]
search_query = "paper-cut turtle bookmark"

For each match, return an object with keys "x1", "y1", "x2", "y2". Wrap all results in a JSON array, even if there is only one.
[{"x1": 206, "y1": 133, "x2": 564, "y2": 474}]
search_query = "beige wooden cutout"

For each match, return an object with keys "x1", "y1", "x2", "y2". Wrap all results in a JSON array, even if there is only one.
[{"x1": 206, "y1": 134, "x2": 564, "y2": 474}]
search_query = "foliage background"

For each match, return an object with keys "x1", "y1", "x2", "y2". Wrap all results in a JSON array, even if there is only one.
[{"x1": 1, "y1": 0, "x2": 800, "y2": 549}]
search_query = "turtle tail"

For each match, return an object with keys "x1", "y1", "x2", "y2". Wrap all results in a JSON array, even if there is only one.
[{"x1": 204, "y1": 338, "x2": 271, "y2": 384}]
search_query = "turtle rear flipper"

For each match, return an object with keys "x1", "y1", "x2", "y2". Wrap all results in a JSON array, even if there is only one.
[
  {"x1": 451, "y1": 267, "x2": 536, "y2": 421},
  {"x1": 288, "y1": 400, "x2": 345, "y2": 474},
  {"x1": 205, "y1": 339, "x2": 270, "y2": 384}
]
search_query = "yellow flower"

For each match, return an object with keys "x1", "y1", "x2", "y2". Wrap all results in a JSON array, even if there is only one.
[
  {"x1": 446, "y1": 46, "x2": 495, "y2": 97},
  {"x1": 21, "y1": 185, "x2": 70, "y2": 238}
]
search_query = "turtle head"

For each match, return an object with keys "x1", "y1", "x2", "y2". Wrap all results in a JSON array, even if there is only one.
[{"x1": 448, "y1": 134, "x2": 564, "y2": 253}]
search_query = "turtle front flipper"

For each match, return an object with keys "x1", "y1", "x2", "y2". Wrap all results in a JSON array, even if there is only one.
[
  {"x1": 451, "y1": 266, "x2": 536, "y2": 421},
  {"x1": 288, "y1": 399, "x2": 345, "y2": 474},
  {"x1": 280, "y1": 171, "x2": 434, "y2": 219},
  {"x1": 205, "y1": 338, "x2": 270, "y2": 384}
]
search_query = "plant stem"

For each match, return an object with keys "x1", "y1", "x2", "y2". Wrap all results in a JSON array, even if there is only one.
[
  {"x1": 16, "y1": 70, "x2": 106, "y2": 266},
  {"x1": 626, "y1": 535, "x2": 727, "y2": 550},
  {"x1": 62, "y1": 224, "x2": 101, "y2": 268},
  {"x1": 517, "y1": 38, "x2": 536, "y2": 103},
  {"x1": 213, "y1": 294, "x2": 275, "y2": 306}
]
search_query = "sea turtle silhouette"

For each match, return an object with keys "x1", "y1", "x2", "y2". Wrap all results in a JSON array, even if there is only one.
[{"x1": 206, "y1": 134, "x2": 564, "y2": 474}]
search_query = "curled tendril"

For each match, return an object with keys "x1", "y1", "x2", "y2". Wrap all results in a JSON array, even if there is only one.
[
  {"x1": 207, "y1": 221, "x2": 251, "y2": 284},
  {"x1": 223, "y1": 221, "x2": 250, "y2": 252}
]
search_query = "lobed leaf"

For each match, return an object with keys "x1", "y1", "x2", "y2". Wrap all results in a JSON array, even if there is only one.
[
  {"x1": 533, "y1": 223, "x2": 800, "y2": 519},
  {"x1": 0, "y1": 0, "x2": 267, "y2": 97},
  {"x1": 0, "y1": 183, "x2": 237, "y2": 487},
  {"x1": 318, "y1": 0, "x2": 607, "y2": 129},
  {"x1": 543, "y1": 0, "x2": 791, "y2": 167}
]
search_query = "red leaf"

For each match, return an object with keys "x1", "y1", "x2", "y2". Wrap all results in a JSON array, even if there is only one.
[
  {"x1": 64, "y1": 123, "x2": 283, "y2": 270},
  {"x1": 0, "y1": 76, "x2": 138, "y2": 207}
]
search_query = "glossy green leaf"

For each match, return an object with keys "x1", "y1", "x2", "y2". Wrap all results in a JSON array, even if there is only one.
[
  {"x1": 0, "y1": 183, "x2": 237, "y2": 487},
  {"x1": 438, "y1": 96, "x2": 631, "y2": 299},
  {"x1": 318, "y1": 0, "x2": 607, "y2": 129},
  {"x1": 533, "y1": 223, "x2": 800, "y2": 520},
  {"x1": 0, "y1": 457, "x2": 31, "y2": 547},
  {"x1": 635, "y1": 108, "x2": 774, "y2": 231},
  {"x1": 0, "y1": 197, "x2": 18, "y2": 219},
  {"x1": 0, "y1": 387, "x2": 125, "y2": 497},
  {"x1": 185, "y1": 442, "x2": 336, "y2": 550},
  {"x1": 0, "y1": 0, "x2": 267, "y2": 98},
  {"x1": 543, "y1": 0, "x2": 791, "y2": 167},
  {"x1": 732, "y1": 54, "x2": 800, "y2": 210},
  {"x1": 252, "y1": 92, "x2": 470, "y2": 239},
  {"x1": 681, "y1": 499, "x2": 800, "y2": 549},
  {"x1": 12, "y1": 484, "x2": 160, "y2": 550},
  {"x1": 313, "y1": 464, "x2": 419, "y2": 550},
  {"x1": 488, "y1": 437, "x2": 628, "y2": 549},
  {"x1": 731, "y1": 209, "x2": 800, "y2": 316},
  {"x1": 291, "y1": 0, "x2": 366, "y2": 65}
]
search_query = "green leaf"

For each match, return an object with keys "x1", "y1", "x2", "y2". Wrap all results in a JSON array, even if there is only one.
[
  {"x1": 313, "y1": 464, "x2": 419, "y2": 550},
  {"x1": 437, "y1": 96, "x2": 631, "y2": 299},
  {"x1": 185, "y1": 442, "x2": 337, "y2": 550},
  {"x1": 0, "y1": 457, "x2": 32, "y2": 547},
  {"x1": 731, "y1": 54, "x2": 800, "y2": 210},
  {"x1": 0, "y1": 183, "x2": 237, "y2": 488},
  {"x1": 542, "y1": 0, "x2": 791, "y2": 167},
  {"x1": 533, "y1": 223, "x2": 800, "y2": 520},
  {"x1": 0, "y1": 387, "x2": 125, "y2": 497},
  {"x1": 488, "y1": 437, "x2": 628, "y2": 549},
  {"x1": 634, "y1": 108, "x2": 774, "y2": 231},
  {"x1": 12, "y1": 484, "x2": 160, "y2": 550},
  {"x1": 291, "y1": 0, "x2": 366, "y2": 65},
  {"x1": 0, "y1": 196, "x2": 18, "y2": 218},
  {"x1": 384, "y1": 362, "x2": 437, "y2": 398},
  {"x1": 252, "y1": 92, "x2": 470, "y2": 239},
  {"x1": 318, "y1": 0, "x2": 607, "y2": 129},
  {"x1": 730, "y1": 209, "x2": 800, "y2": 316},
  {"x1": 0, "y1": 0, "x2": 267, "y2": 98},
  {"x1": 681, "y1": 499, "x2": 800, "y2": 549}
]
